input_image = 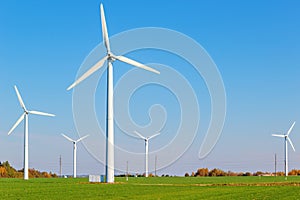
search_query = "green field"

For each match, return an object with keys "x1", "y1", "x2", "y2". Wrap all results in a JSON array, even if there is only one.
[{"x1": 1, "y1": 176, "x2": 300, "y2": 199}]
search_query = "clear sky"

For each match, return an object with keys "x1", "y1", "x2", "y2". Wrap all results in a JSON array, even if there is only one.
[{"x1": 0, "y1": 0, "x2": 300, "y2": 176}]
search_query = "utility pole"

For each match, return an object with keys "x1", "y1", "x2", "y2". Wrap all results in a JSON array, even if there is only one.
[
  {"x1": 275, "y1": 154, "x2": 277, "y2": 177},
  {"x1": 155, "y1": 155, "x2": 157, "y2": 177},
  {"x1": 126, "y1": 161, "x2": 128, "y2": 181},
  {"x1": 60, "y1": 155, "x2": 62, "y2": 178}
]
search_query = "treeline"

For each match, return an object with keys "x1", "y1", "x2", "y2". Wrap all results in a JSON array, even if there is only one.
[
  {"x1": 0, "y1": 161, "x2": 57, "y2": 178},
  {"x1": 185, "y1": 168, "x2": 300, "y2": 177}
]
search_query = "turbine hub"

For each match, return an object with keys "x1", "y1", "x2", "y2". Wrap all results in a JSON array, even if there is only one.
[{"x1": 107, "y1": 53, "x2": 115, "y2": 62}]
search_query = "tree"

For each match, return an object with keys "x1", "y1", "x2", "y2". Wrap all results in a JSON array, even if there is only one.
[
  {"x1": 253, "y1": 171, "x2": 264, "y2": 176},
  {"x1": 243, "y1": 172, "x2": 252, "y2": 176},
  {"x1": 289, "y1": 169, "x2": 300, "y2": 176},
  {"x1": 42, "y1": 172, "x2": 51, "y2": 178},
  {"x1": 195, "y1": 168, "x2": 209, "y2": 177},
  {"x1": 208, "y1": 168, "x2": 226, "y2": 177},
  {"x1": 184, "y1": 172, "x2": 189, "y2": 177},
  {"x1": 2, "y1": 161, "x2": 18, "y2": 177},
  {"x1": 50, "y1": 172, "x2": 58, "y2": 178},
  {"x1": 227, "y1": 171, "x2": 237, "y2": 176},
  {"x1": 276, "y1": 171, "x2": 285, "y2": 176},
  {"x1": 0, "y1": 161, "x2": 57, "y2": 178},
  {"x1": 0, "y1": 167, "x2": 7, "y2": 177}
]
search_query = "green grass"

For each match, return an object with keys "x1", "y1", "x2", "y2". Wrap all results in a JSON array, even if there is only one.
[{"x1": 1, "y1": 176, "x2": 300, "y2": 199}]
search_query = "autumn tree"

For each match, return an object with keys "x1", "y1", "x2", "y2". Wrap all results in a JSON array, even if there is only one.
[
  {"x1": 227, "y1": 171, "x2": 237, "y2": 176},
  {"x1": 209, "y1": 168, "x2": 226, "y2": 176},
  {"x1": 289, "y1": 169, "x2": 300, "y2": 176},
  {"x1": 2, "y1": 161, "x2": 19, "y2": 177},
  {"x1": 195, "y1": 168, "x2": 209, "y2": 177},
  {"x1": 0, "y1": 167, "x2": 7, "y2": 177},
  {"x1": 0, "y1": 161, "x2": 57, "y2": 178}
]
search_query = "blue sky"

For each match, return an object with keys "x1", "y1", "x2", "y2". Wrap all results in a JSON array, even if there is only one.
[{"x1": 0, "y1": 0, "x2": 300, "y2": 176}]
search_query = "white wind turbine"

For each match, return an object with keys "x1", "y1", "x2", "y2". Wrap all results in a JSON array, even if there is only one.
[
  {"x1": 61, "y1": 134, "x2": 89, "y2": 178},
  {"x1": 272, "y1": 121, "x2": 296, "y2": 177},
  {"x1": 67, "y1": 4, "x2": 159, "y2": 183},
  {"x1": 8, "y1": 85, "x2": 55, "y2": 180},
  {"x1": 134, "y1": 131, "x2": 160, "y2": 177}
]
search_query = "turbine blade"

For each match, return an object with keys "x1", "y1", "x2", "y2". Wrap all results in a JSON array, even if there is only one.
[
  {"x1": 76, "y1": 134, "x2": 89, "y2": 143},
  {"x1": 61, "y1": 134, "x2": 75, "y2": 142},
  {"x1": 272, "y1": 134, "x2": 285, "y2": 138},
  {"x1": 29, "y1": 110, "x2": 55, "y2": 117},
  {"x1": 287, "y1": 137, "x2": 296, "y2": 152},
  {"x1": 148, "y1": 133, "x2": 160, "y2": 140},
  {"x1": 14, "y1": 85, "x2": 27, "y2": 111},
  {"x1": 8, "y1": 113, "x2": 25, "y2": 135},
  {"x1": 134, "y1": 131, "x2": 146, "y2": 140},
  {"x1": 100, "y1": 4, "x2": 110, "y2": 52},
  {"x1": 67, "y1": 56, "x2": 108, "y2": 90},
  {"x1": 287, "y1": 121, "x2": 296, "y2": 136},
  {"x1": 114, "y1": 55, "x2": 160, "y2": 74}
]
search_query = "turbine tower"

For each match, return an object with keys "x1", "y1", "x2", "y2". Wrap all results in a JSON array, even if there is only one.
[
  {"x1": 67, "y1": 4, "x2": 159, "y2": 183},
  {"x1": 272, "y1": 121, "x2": 296, "y2": 176},
  {"x1": 8, "y1": 85, "x2": 55, "y2": 180},
  {"x1": 134, "y1": 131, "x2": 160, "y2": 177},
  {"x1": 62, "y1": 134, "x2": 89, "y2": 178}
]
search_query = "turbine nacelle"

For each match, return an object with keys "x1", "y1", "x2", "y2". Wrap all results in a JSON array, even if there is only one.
[{"x1": 107, "y1": 53, "x2": 116, "y2": 62}]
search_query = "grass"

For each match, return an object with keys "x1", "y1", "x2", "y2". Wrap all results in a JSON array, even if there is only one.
[{"x1": 0, "y1": 176, "x2": 300, "y2": 199}]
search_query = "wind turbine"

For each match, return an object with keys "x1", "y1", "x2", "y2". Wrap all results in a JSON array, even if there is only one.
[
  {"x1": 61, "y1": 134, "x2": 89, "y2": 178},
  {"x1": 134, "y1": 131, "x2": 160, "y2": 177},
  {"x1": 67, "y1": 4, "x2": 160, "y2": 183},
  {"x1": 272, "y1": 121, "x2": 296, "y2": 177},
  {"x1": 8, "y1": 85, "x2": 55, "y2": 180}
]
